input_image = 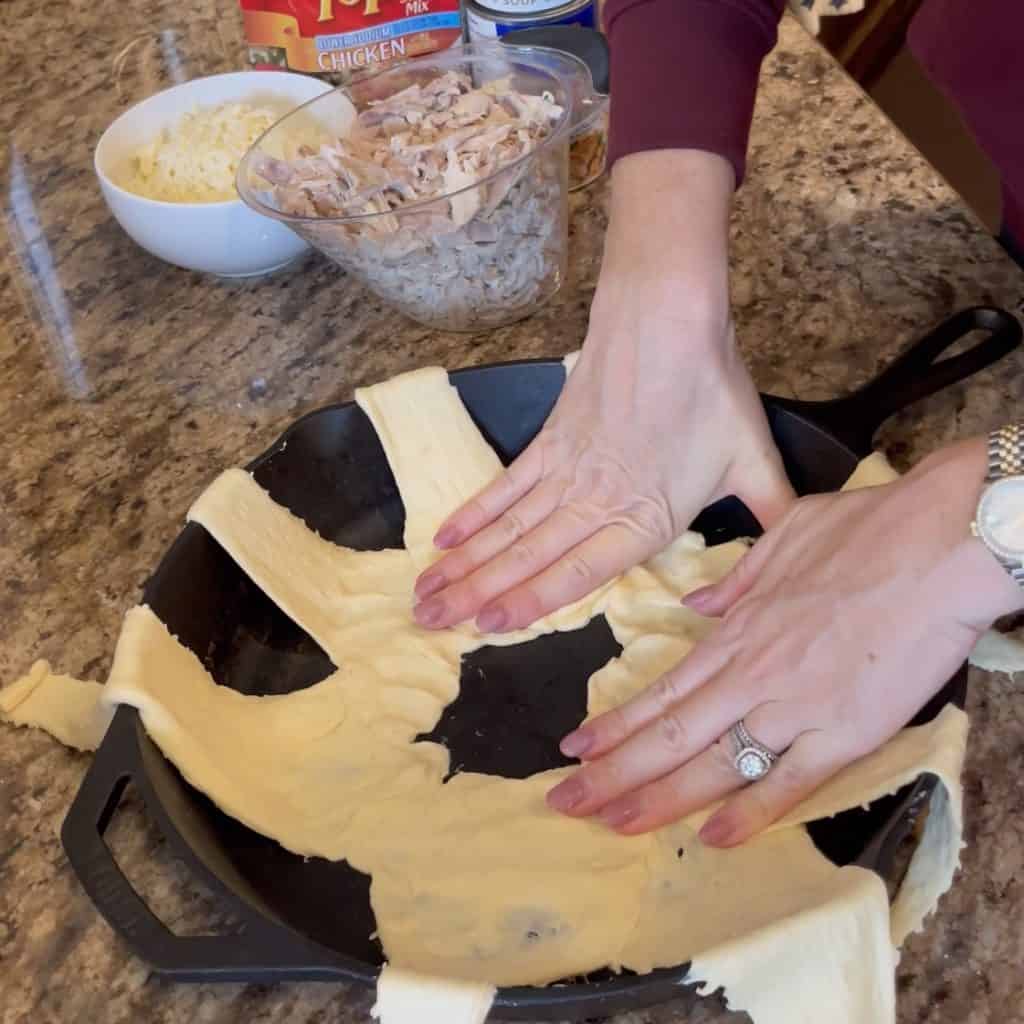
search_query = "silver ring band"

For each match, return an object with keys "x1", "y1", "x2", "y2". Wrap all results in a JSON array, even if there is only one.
[{"x1": 728, "y1": 720, "x2": 779, "y2": 781}]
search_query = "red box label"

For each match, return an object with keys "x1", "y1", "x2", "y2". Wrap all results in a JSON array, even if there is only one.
[{"x1": 240, "y1": 0, "x2": 464, "y2": 77}]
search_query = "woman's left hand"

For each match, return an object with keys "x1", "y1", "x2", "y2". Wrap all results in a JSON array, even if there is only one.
[{"x1": 547, "y1": 438, "x2": 1023, "y2": 846}]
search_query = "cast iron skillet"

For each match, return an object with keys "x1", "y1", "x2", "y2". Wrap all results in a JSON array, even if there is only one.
[{"x1": 63, "y1": 307, "x2": 1021, "y2": 1020}]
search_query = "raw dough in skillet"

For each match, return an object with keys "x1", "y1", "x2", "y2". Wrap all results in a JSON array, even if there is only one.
[{"x1": 0, "y1": 368, "x2": 977, "y2": 1023}]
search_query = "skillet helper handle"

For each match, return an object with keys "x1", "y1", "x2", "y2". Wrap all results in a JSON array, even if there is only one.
[
  {"x1": 62, "y1": 708, "x2": 344, "y2": 982},
  {"x1": 781, "y1": 307, "x2": 1022, "y2": 455}
]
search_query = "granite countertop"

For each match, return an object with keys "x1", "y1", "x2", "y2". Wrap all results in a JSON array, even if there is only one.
[{"x1": 2, "y1": 4, "x2": 1024, "y2": 1022}]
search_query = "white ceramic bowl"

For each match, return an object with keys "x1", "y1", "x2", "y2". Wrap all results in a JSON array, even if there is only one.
[{"x1": 95, "y1": 71, "x2": 332, "y2": 277}]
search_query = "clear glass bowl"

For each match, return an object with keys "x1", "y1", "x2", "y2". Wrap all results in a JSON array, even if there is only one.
[
  {"x1": 504, "y1": 42, "x2": 608, "y2": 191},
  {"x1": 569, "y1": 93, "x2": 609, "y2": 191},
  {"x1": 237, "y1": 44, "x2": 578, "y2": 332}
]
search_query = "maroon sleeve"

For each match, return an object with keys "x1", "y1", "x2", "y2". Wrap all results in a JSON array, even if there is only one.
[{"x1": 605, "y1": 0, "x2": 786, "y2": 185}]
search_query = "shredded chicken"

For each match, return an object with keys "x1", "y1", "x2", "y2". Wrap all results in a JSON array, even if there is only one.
[{"x1": 251, "y1": 70, "x2": 567, "y2": 329}]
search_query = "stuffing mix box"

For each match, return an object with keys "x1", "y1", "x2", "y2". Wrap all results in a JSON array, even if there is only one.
[{"x1": 240, "y1": 0, "x2": 464, "y2": 80}]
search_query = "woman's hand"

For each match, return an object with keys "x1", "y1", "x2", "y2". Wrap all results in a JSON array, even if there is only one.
[
  {"x1": 413, "y1": 150, "x2": 793, "y2": 633},
  {"x1": 546, "y1": 438, "x2": 1023, "y2": 845}
]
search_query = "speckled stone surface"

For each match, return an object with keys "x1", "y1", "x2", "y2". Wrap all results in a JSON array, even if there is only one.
[{"x1": 1, "y1": 6, "x2": 1024, "y2": 1023}]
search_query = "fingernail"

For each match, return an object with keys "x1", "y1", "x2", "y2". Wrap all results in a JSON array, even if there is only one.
[
  {"x1": 560, "y1": 729, "x2": 593, "y2": 759},
  {"x1": 600, "y1": 802, "x2": 639, "y2": 831},
  {"x1": 699, "y1": 814, "x2": 734, "y2": 847},
  {"x1": 415, "y1": 571, "x2": 446, "y2": 599},
  {"x1": 477, "y1": 606, "x2": 508, "y2": 633},
  {"x1": 434, "y1": 524, "x2": 461, "y2": 549},
  {"x1": 547, "y1": 778, "x2": 585, "y2": 813},
  {"x1": 682, "y1": 586, "x2": 712, "y2": 611},
  {"x1": 414, "y1": 597, "x2": 445, "y2": 627}
]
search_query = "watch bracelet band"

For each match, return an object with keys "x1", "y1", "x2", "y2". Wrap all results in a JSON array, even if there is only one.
[
  {"x1": 984, "y1": 424, "x2": 1024, "y2": 587},
  {"x1": 987, "y1": 423, "x2": 1024, "y2": 481}
]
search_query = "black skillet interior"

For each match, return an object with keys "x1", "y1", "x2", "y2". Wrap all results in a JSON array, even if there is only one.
[{"x1": 62, "y1": 307, "x2": 1021, "y2": 1020}]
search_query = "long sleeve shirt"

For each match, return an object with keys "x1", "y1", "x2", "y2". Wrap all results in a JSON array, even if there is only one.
[{"x1": 604, "y1": 0, "x2": 1024, "y2": 246}]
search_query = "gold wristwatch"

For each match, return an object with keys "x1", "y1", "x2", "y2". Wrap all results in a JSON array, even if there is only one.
[{"x1": 972, "y1": 424, "x2": 1024, "y2": 588}]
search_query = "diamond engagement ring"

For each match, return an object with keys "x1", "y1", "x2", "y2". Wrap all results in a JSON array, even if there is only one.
[{"x1": 727, "y1": 720, "x2": 779, "y2": 781}]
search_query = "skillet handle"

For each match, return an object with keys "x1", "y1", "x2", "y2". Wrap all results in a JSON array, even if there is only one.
[
  {"x1": 774, "y1": 307, "x2": 1022, "y2": 456},
  {"x1": 61, "y1": 708, "x2": 346, "y2": 982}
]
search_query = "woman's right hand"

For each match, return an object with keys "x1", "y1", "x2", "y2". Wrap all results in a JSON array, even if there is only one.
[{"x1": 413, "y1": 150, "x2": 795, "y2": 633}]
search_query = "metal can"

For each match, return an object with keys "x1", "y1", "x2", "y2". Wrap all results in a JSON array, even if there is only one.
[
  {"x1": 474, "y1": 0, "x2": 577, "y2": 11},
  {"x1": 465, "y1": 0, "x2": 597, "y2": 41}
]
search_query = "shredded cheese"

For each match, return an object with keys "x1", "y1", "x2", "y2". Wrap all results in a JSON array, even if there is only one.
[{"x1": 125, "y1": 102, "x2": 280, "y2": 203}]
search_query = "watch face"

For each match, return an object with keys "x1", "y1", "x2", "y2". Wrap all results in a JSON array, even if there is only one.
[{"x1": 977, "y1": 476, "x2": 1024, "y2": 561}]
